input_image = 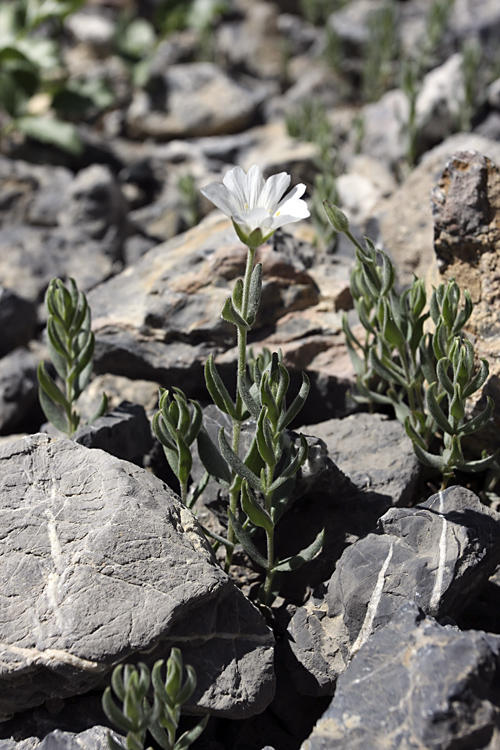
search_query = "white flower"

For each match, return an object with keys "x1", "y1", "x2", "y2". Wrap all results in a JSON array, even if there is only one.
[{"x1": 201, "y1": 165, "x2": 310, "y2": 247}]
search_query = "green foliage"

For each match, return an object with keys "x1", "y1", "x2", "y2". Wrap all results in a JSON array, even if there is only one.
[
  {"x1": 324, "y1": 201, "x2": 496, "y2": 488},
  {"x1": 361, "y1": 3, "x2": 399, "y2": 102},
  {"x1": 102, "y1": 649, "x2": 208, "y2": 750},
  {"x1": 298, "y1": 0, "x2": 348, "y2": 26},
  {"x1": 0, "y1": 0, "x2": 86, "y2": 153},
  {"x1": 38, "y1": 277, "x2": 107, "y2": 437},
  {"x1": 152, "y1": 388, "x2": 205, "y2": 507},
  {"x1": 177, "y1": 173, "x2": 202, "y2": 231}
]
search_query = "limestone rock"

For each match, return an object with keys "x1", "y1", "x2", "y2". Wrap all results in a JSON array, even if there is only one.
[
  {"x1": 0, "y1": 288, "x2": 37, "y2": 358},
  {"x1": 302, "y1": 602, "x2": 500, "y2": 749},
  {"x1": 287, "y1": 485, "x2": 500, "y2": 696},
  {"x1": 0, "y1": 434, "x2": 275, "y2": 721}
]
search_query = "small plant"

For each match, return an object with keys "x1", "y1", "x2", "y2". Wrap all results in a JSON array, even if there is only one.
[
  {"x1": 177, "y1": 173, "x2": 203, "y2": 231},
  {"x1": 324, "y1": 201, "x2": 497, "y2": 488},
  {"x1": 38, "y1": 278, "x2": 107, "y2": 437},
  {"x1": 151, "y1": 166, "x2": 323, "y2": 608},
  {"x1": 102, "y1": 649, "x2": 208, "y2": 750}
]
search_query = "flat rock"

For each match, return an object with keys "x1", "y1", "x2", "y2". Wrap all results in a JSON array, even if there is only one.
[
  {"x1": 0, "y1": 434, "x2": 275, "y2": 721},
  {"x1": 287, "y1": 485, "x2": 500, "y2": 695},
  {"x1": 302, "y1": 601, "x2": 500, "y2": 749}
]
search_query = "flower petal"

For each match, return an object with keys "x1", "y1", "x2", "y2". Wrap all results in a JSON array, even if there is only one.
[
  {"x1": 233, "y1": 206, "x2": 274, "y2": 234},
  {"x1": 223, "y1": 166, "x2": 250, "y2": 211},
  {"x1": 200, "y1": 182, "x2": 239, "y2": 218},
  {"x1": 243, "y1": 164, "x2": 266, "y2": 209},
  {"x1": 258, "y1": 172, "x2": 290, "y2": 210}
]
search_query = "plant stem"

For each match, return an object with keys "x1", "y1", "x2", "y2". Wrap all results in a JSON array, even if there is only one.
[{"x1": 225, "y1": 246, "x2": 257, "y2": 572}]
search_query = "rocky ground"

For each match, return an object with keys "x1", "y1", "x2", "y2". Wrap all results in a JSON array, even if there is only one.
[{"x1": 2, "y1": 0, "x2": 500, "y2": 748}]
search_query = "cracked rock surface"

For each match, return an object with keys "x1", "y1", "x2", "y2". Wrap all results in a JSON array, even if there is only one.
[
  {"x1": 287, "y1": 485, "x2": 500, "y2": 696},
  {"x1": 302, "y1": 601, "x2": 500, "y2": 750},
  {"x1": 0, "y1": 434, "x2": 275, "y2": 722}
]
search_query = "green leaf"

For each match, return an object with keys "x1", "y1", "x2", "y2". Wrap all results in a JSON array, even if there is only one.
[
  {"x1": 457, "y1": 449, "x2": 499, "y2": 473},
  {"x1": 412, "y1": 441, "x2": 448, "y2": 471},
  {"x1": 176, "y1": 431, "x2": 192, "y2": 486},
  {"x1": 196, "y1": 427, "x2": 232, "y2": 488},
  {"x1": 15, "y1": 116, "x2": 83, "y2": 155},
  {"x1": 176, "y1": 663, "x2": 197, "y2": 705},
  {"x1": 232, "y1": 278, "x2": 244, "y2": 312},
  {"x1": 272, "y1": 528, "x2": 325, "y2": 573},
  {"x1": 425, "y1": 382, "x2": 453, "y2": 435},
  {"x1": 241, "y1": 481, "x2": 273, "y2": 535},
  {"x1": 185, "y1": 399, "x2": 203, "y2": 445},
  {"x1": 277, "y1": 372, "x2": 310, "y2": 432},
  {"x1": 404, "y1": 415, "x2": 427, "y2": 450},
  {"x1": 173, "y1": 715, "x2": 209, "y2": 750},
  {"x1": 238, "y1": 374, "x2": 261, "y2": 420},
  {"x1": 87, "y1": 392, "x2": 108, "y2": 426},
  {"x1": 463, "y1": 358, "x2": 489, "y2": 398},
  {"x1": 267, "y1": 434, "x2": 308, "y2": 493},
  {"x1": 204, "y1": 355, "x2": 238, "y2": 419},
  {"x1": 228, "y1": 510, "x2": 268, "y2": 569},
  {"x1": 256, "y1": 408, "x2": 276, "y2": 469},
  {"x1": 379, "y1": 250, "x2": 395, "y2": 295},
  {"x1": 106, "y1": 732, "x2": 127, "y2": 750},
  {"x1": 220, "y1": 297, "x2": 249, "y2": 329},
  {"x1": 37, "y1": 361, "x2": 69, "y2": 410},
  {"x1": 218, "y1": 428, "x2": 263, "y2": 492},
  {"x1": 247, "y1": 262, "x2": 262, "y2": 326},
  {"x1": 436, "y1": 357, "x2": 454, "y2": 396},
  {"x1": 457, "y1": 396, "x2": 495, "y2": 437},
  {"x1": 102, "y1": 687, "x2": 134, "y2": 734}
]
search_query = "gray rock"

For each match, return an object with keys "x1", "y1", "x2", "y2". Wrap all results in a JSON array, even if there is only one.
[
  {"x1": 0, "y1": 434, "x2": 275, "y2": 721},
  {"x1": 302, "y1": 601, "x2": 500, "y2": 749},
  {"x1": 4, "y1": 726, "x2": 120, "y2": 750},
  {"x1": 0, "y1": 159, "x2": 126, "y2": 303},
  {"x1": 0, "y1": 288, "x2": 37, "y2": 358},
  {"x1": 74, "y1": 402, "x2": 154, "y2": 464},
  {"x1": 0, "y1": 347, "x2": 40, "y2": 434},
  {"x1": 126, "y1": 63, "x2": 263, "y2": 140},
  {"x1": 288, "y1": 485, "x2": 500, "y2": 695},
  {"x1": 302, "y1": 412, "x2": 420, "y2": 507}
]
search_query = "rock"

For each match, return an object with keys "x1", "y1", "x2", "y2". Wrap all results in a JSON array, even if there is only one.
[
  {"x1": 302, "y1": 601, "x2": 500, "y2": 749},
  {"x1": 302, "y1": 412, "x2": 420, "y2": 507},
  {"x1": 0, "y1": 434, "x2": 275, "y2": 721},
  {"x1": 126, "y1": 63, "x2": 264, "y2": 140},
  {"x1": 57, "y1": 165, "x2": 127, "y2": 264},
  {"x1": 0, "y1": 347, "x2": 41, "y2": 435},
  {"x1": 74, "y1": 402, "x2": 154, "y2": 464},
  {"x1": 429, "y1": 149, "x2": 500, "y2": 451},
  {"x1": 89, "y1": 213, "x2": 318, "y2": 397},
  {"x1": 287, "y1": 485, "x2": 500, "y2": 695},
  {"x1": 415, "y1": 53, "x2": 465, "y2": 148},
  {"x1": 360, "y1": 88, "x2": 408, "y2": 169},
  {"x1": 3, "y1": 726, "x2": 119, "y2": 750},
  {"x1": 0, "y1": 158, "x2": 126, "y2": 303},
  {"x1": 487, "y1": 76, "x2": 500, "y2": 109},
  {"x1": 336, "y1": 155, "x2": 396, "y2": 226},
  {"x1": 375, "y1": 133, "x2": 500, "y2": 286},
  {"x1": 0, "y1": 288, "x2": 37, "y2": 358},
  {"x1": 64, "y1": 12, "x2": 116, "y2": 55}
]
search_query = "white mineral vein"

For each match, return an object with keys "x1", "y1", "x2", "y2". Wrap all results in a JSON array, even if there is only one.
[
  {"x1": 429, "y1": 490, "x2": 448, "y2": 616},
  {"x1": 350, "y1": 542, "x2": 394, "y2": 656},
  {"x1": 0, "y1": 642, "x2": 105, "y2": 671}
]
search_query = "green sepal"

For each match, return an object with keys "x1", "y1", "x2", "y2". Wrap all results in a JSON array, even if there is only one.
[
  {"x1": 196, "y1": 427, "x2": 232, "y2": 488},
  {"x1": 272, "y1": 528, "x2": 325, "y2": 573},
  {"x1": 241, "y1": 480, "x2": 273, "y2": 535},
  {"x1": 228, "y1": 510, "x2": 268, "y2": 569},
  {"x1": 221, "y1": 297, "x2": 250, "y2": 329},
  {"x1": 204, "y1": 355, "x2": 238, "y2": 419},
  {"x1": 323, "y1": 200, "x2": 350, "y2": 233},
  {"x1": 218, "y1": 428, "x2": 263, "y2": 493}
]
